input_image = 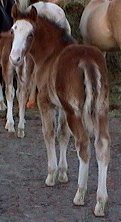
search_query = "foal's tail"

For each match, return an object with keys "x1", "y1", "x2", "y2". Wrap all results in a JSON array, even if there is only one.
[{"x1": 79, "y1": 61, "x2": 107, "y2": 135}]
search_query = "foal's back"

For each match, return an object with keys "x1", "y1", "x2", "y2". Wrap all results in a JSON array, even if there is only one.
[{"x1": 56, "y1": 44, "x2": 108, "y2": 122}]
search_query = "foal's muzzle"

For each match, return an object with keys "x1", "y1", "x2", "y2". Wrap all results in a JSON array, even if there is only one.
[{"x1": 9, "y1": 51, "x2": 23, "y2": 67}]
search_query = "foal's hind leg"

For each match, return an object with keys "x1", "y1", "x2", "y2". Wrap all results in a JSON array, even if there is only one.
[
  {"x1": 94, "y1": 114, "x2": 110, "y2": 216},
  {"x1": 66, "y1": 112, "x2": 90, "y2": 206},
  {"x1": 57, "y1": 109, "x2": 70, "y2": 183},
  {"x1": 37, "y1": 93, "x2": 57, "y2": 186}
]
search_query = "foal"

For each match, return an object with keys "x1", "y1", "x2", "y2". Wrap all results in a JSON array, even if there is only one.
[
  {"x1": 0, "y1": 1, "x2": 71, "y2": 136},
  {"x1": 0, "y1": 34, "x2": 35, "y2": 137},
  {"x1": 10, "y1": 5, "x2": 110, "y2": 216}
]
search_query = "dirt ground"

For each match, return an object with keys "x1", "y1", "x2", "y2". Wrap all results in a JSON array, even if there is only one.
[{"x1": 0, "y1": 107, "x2": 121, "y2": 222}]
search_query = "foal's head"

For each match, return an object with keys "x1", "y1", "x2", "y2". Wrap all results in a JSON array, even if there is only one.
[{"x1": 9, "y1": 4, "x2": 37, "y2": 66}]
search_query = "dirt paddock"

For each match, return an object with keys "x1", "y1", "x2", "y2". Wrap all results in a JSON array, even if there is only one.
[{"x1": 0, "y1": 107, "x2": 121, "y2": 222}]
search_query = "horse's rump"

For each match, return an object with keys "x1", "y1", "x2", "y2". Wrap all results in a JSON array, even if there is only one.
[{"x1": 79, "y1": 0, "x2": 119, "y2": 50}]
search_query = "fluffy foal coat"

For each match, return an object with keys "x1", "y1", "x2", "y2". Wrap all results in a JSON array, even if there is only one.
[
  {"x1": 0, "y1": 1, "x2": 71, "y2": 137},
  {"x1": 10, "y1": 5, "x2": 110, "y2": 217}
]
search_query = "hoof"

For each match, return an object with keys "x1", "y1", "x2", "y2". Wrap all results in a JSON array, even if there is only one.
[
  {"x1": 0, "y1": 101, "x2": 6, "y2": 111},
  {"x1": 45, "y1": 171, "x2": 57, "y2": 186},
  {"x1": 58, "y1": 170, "x2": 68, "y2": 183},
  {"x1": 94, "y1": 200, "x2": 106, "y2": 217},
  {"x1": 73, "y1": 188, "x2": 86, "y2": 206},
  {"x1": 26, "y1": 100, "x2": 36, "y2": 109},
  {"x1": 5, "y1": 122, "x2": 15, "y2": 132},
  {"x1": 18, "y1": 128, "x2": 25, "y2": 138}
]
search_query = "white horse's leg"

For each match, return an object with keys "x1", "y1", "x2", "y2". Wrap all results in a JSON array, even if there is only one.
[
  {"x1": 0, "y1": 83, "x2": 6, "y2": 111},
  {"x1": 94, "y1": 115, "x2": 110, "y2": 216},
  {"x1": 37, "y1": 93, "x2": 57, "y2": 186},
  {"x1": 57, "y1": 109, "x2": 70, "y2": 183}
]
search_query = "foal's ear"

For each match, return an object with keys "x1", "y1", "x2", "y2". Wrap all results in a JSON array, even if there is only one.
[
  {"x1": 29, "y1": 6, "x2": 37, "y2": 22},
  {"x1": 11, "y1": 3, "x2": 20, "y2": 20}
]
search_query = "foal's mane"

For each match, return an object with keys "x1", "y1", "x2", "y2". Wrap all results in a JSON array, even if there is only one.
[
  {"x1": 37, "y1": 14, "x2": 75, "y2": 44},
  {"x1": 15, "y1": 9, "x2": 75, "y2": 45}
]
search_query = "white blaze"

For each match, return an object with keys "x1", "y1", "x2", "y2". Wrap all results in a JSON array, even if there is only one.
[{"x1": 10, "y1": 20, "x2": 33, "y2": 64}]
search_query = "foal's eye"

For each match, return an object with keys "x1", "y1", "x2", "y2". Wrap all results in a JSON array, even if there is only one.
[
  {"x1": 10, "y1": 29, "x2": 14, "y2": 35},
  {"x1": 28, "y1": 33, "x2": 33, "y2": 40}
]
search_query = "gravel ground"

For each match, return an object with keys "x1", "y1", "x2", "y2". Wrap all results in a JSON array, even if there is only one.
[{"x1": 0, "y1": 108, "x2": 121, "y2": 222}]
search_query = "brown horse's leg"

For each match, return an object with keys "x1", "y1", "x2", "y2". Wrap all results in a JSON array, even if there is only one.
[
  {"x1": 66, "y1": 112, "x2": 90, "y2": 206},
  {"x1": 37, "y1": 92, "x2": 57, "y2": 186},
  {"x1": 57, "y1": 109, "x2": 70, "y2": 183},
  {"x1": 94, "y1": 114, "x2": 110, "y2": 217}
]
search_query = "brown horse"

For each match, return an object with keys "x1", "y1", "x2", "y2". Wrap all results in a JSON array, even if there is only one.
[
  {"x1": 79, "y1": 0, "x2": 120, "y2": 52},
  {"x1": 10, "y1": 4, "x2": 110, "y2": 216}
]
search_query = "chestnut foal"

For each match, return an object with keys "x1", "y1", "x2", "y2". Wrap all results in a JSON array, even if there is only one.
[
  {"x1": 0, "y1": 1, "x2": 71, "y2": 137},
  {"x1": 0, "y1": 34, "x2": 35, "y2": 137},
  {"x1": 10, "y1": 5, "x2": 110, "y2": 216}
]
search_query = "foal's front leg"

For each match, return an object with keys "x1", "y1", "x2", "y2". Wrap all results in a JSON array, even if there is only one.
[
  {"x1": 16, "y1": 65, "x2": 27, "y2": 138},
  {"x1": 37, "y1": 93, "x2": 57, "y2": 186},
  {"x1": 5, "y1": 83, "x2": 15, "y2": 132},
  {"x1": 2, "y1": 61, "x2": 15, "y2": 132},
  {"x1": 17, "y1": 81, "x2": 27, "y2": 138},
  {"x1": 16, "y1": 57, "x2": 34, "y2": 138}
]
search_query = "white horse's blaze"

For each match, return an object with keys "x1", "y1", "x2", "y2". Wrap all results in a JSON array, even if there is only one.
[{"x1": 10, "y1": 20, "x2": 33, "y2": 66}]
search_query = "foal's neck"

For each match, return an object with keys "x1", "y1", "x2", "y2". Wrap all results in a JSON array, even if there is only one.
[{"x1": 30, "y1": 16, "x2": 74, "y2": 65}]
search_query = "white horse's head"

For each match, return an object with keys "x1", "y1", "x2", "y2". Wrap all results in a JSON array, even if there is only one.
[{"x1": 9, "y1": 4, "x2": 37, "y2": 66}]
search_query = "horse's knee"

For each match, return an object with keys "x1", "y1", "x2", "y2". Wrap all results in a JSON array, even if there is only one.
[{"x1": 5, "y1": 85, "x2": 15, "y2": 101}]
